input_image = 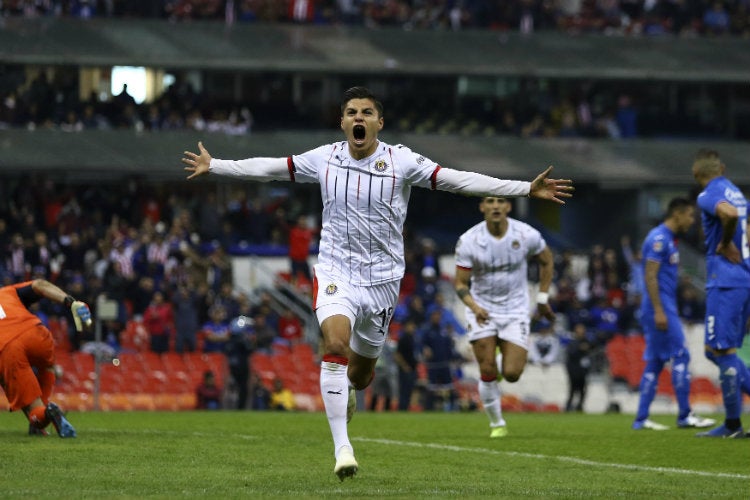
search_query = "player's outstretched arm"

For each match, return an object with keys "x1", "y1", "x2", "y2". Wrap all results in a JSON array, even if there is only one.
[
  {"x1": 182, "y1": 142, "x2": 290, "y2": 182},
  {"x1": 182, "y1": 141, "x2": 212, "y2": 179},
  {"x1": 529, "y1": 166, "x2": 574, "y2": 205}
]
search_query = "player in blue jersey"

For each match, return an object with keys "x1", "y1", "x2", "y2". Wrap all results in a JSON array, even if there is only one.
[
  {"x1": 632, "y1": 198, "x2": 715, "y2": 431},
  {"x1": 692, "y1": 148, "x2": 750, "y2": 438}
]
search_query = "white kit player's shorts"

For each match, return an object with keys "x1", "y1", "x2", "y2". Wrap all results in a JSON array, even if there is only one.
[
  {"x1": 465, "y1": 309, "x2": 531, "y2": 350},
  {"x1": 313, "y1": 267, "x2": 400, "y2": 359}
]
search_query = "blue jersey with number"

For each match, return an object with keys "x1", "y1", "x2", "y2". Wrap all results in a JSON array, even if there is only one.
[
  {"x1": 640, "y1": 223, "x2": 680, "y2": 315},
  {"x1": 696, "y1": 176, "x2": 750, "y2": 288}
]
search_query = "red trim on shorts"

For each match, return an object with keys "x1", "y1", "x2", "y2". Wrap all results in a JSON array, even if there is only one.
[
  {"x1": 481, "y1": 374, "x2": 497, "y2": 382},
  {"x1": 312, "y1": 272, "x2": 318, "y2": 309},
  {"x1": 287, "y1": 156, "x2": 296, "y2": 182},
  {"x1": 456, "y1": 265, "x2": 471, "y2": 271},
  {"x1": 322, "y1": 354, "x2": 349, "y2": 366},
  {"x1": 430, "y1": 165, "x2": 441, "y2": 190}
]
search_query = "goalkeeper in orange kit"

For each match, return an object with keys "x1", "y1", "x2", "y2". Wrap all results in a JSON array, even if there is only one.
[{"x1": 0, "y1": 278, "x2": 91, "y2": 437}]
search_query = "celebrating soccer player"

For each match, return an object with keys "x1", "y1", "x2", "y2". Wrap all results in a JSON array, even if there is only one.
[{"x1": 182, "y1": 86, "x2": 574, "y2": 479}]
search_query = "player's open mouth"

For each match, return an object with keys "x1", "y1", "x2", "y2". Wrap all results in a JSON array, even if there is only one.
[{"x1": 353, "y1": 125, "x2": 366, "y2": 142}]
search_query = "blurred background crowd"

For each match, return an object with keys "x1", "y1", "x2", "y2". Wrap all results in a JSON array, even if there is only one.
[{"x1": 2, "y1": 0, "x2": 749, "y2": 37}]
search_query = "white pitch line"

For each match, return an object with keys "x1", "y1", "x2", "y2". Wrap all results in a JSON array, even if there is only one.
[{"x1": 355, "y1": 437, "x2": 750, "y2": 480}]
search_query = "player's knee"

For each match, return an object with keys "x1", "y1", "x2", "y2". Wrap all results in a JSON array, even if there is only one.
[
  {"x1": 673, "y1": 352, "x2": 690, "y2": 367},
  {"x1": 480, "y1": 362, "x2": 498, "y2": 380},
  {"x1": 348, "y1": 369, "x2": 373, "y2": 390},
  {"x1": 323, "y1": 337, "x2": 349, "y2": 357},
  {"x1": 502, "y1": 367, "x2": 523, "y2": 383}
]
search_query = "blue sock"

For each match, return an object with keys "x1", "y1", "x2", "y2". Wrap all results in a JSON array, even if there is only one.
[
  {"x1": 707, "y1": 349, "x2": 750, "y2": 396},
  {"x1": 635, "y1": 359, "x2": 664, "y2": 422},
  {"x1": 671, "y1": 353, "x2": 692, "y2": 420},
  {"x1": 736, "y1": 357, "x2": 750, "y2": 396},
  {"x1": 716, "y1": 354, "x2": 742, "y2": 421}
]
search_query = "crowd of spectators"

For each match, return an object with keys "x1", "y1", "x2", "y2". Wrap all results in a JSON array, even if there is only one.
[
  {"x1": 0, "y1": 65, "x2": 686, "y2": 140},
  {"x1": 2, "y1": 0, "x2": 749, "y2": 37},
  {"x1": 0, "y1": 173, "x2": 301, "y2": 354}
]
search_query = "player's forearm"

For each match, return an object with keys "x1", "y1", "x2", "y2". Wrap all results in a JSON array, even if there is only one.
[
  {"x1": 537, "y1": 249, "x2": 554, "y2": 293},
  {"x1": 435, "y1": 168, "x2": 530, "y2": 197},
  {"x1": 209, "y1": 157, "x2": 290, "y2": 181},
  {"x1": 455, "y1": 284, "x2": 479, "y2": 312},
  {"x1": 645, "y1": 277, "x2": 664, "y2": 313},
  {"x1": 31, "y1": 279, "x2": 69, "y2": 304},
  {"x1": 720, "y1": 216, "x2": 738, "y2": 247}
]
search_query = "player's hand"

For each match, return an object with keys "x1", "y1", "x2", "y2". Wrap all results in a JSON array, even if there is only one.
[
  {"x1": 182, "y1": 141, "x2": 212, "y2": 179},
  {"x1": 529, "y1": 166, "x2": 574, "y2": 205},
  {"x1": 71, "y1": 301, "x2": 92, "y2": 332},
  {"x1": 538, "y1": 303, "x2": 556, "y2": 322},
  {"x1": 654, "y1": 310, "x2": 668, "y2": 331},
  {"x1": 716, "y1": 241, "x2": 741, "y2": 264},
  {"x1": 472, "y1": 306, "x2": 490, "y2": 326}
]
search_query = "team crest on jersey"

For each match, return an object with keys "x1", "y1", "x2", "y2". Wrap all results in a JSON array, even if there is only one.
[
  {"x1": 374, "y1": 159, "x2": 389, "y2": 172},
  {"x1": 512, "y1": 240, "x2": 520, "y2": 250},
  {"x1": 653, "y1": 241, "x2": 663, "y2": 252},
  {"x1": 325, "y1": 283, "x2": 338, "y2": 296}
]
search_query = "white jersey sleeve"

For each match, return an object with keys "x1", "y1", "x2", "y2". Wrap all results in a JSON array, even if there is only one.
[
  {"x1": 435, "y1": 167, "x2": 531, "y2": 198},
  {"x1": 525, "y1": 226, "x2": 547, "y2": 258},
  {"x1": 290, "y1": 143, "x2": 344, "y2": 184},
  {"x1": 209, "y1": 157, "x2": 292, "y2": 181}
]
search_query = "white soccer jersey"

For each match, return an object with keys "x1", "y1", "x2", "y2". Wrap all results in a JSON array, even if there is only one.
[
  {"x1": 455, "y1": 218, "x2": 546, "y2": 318},
  {"x1": 291, "y1": 141, "x2": 439, "y2": 286}
]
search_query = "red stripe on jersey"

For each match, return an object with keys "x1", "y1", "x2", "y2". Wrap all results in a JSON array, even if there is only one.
[
  {"x1": 322, "y1": 354, "x2": 349, "y2": 366},
  {"x1": 312, "y1": 272, "x2": 318, "y2": 309},
  {"x1": 430, "y1": 165, "x2": 441, "y2": 190},
  {"x1": 287, "y1": 157, "x2": 296, "y2": 182}
]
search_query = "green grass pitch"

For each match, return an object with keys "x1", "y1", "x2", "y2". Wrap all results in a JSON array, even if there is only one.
[{"x1": 1, "y1": 410, "x2": 748, "y2": 498}]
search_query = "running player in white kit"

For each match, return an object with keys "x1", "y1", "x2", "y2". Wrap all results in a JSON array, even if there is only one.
[
  {"x1": 182, "y1": 87, "x2": 573, "y2": 480},
  {"x1": 454, "y1": 197, "x2": 556, "y2": 438}
]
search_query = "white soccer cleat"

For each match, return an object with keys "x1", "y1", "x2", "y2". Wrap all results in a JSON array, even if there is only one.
[
  {"x1": 346, "y1": 387, "x2": 356, "y2": 424},
  {"x1": 334, "y1": 446, "x2": 358, "y2": 481},
  {"x1": 677, "y1": 413, "x2": 716, "y2": 429},
  {"x1": 632, "y1": 419, "x2": 669, "y2": 431}
]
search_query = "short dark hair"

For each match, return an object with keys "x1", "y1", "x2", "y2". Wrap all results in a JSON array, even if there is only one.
[
  {"x1": 694, "y1": 148, "x2": 720, "y2": 162},
  {"x1": 666, "y1": 197, "x2": 692, "y2": 217},
  {"x1": 340, "y1": 86, "x2": 383, "y2": 117}
]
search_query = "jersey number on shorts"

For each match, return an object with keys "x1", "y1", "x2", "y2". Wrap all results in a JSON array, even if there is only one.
[
  {"x1": 377, "y1": 307, "x2": 394, "y2": 336},
  {"x1": 707, "y1": 315, "x2": 715, "y2": 340}
]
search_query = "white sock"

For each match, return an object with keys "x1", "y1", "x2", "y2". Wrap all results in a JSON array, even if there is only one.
[
  {"x1": 479, "y1": 379, "x2": 505, "y2": 427},
  {"x1": 321, "y1": 361, "x2": 352, "y2": 458}
]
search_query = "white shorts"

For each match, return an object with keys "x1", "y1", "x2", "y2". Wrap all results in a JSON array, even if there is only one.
[
  {"x1": 465, "y1": 309, "x2": 531, "y2": 350},
  {"x1": 313, "y1": 267, "x2": 400, "y2": 359}
]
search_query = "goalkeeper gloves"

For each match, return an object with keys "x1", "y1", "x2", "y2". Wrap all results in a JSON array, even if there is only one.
[{"x1": 65, "y1": 296, "x2": 92, "y2": 331}]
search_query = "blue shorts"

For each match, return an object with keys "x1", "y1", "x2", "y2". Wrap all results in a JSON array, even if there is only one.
[
  {"x1": 705, "y1": 287, "x2": 750, "y2": 350},
  {"x1": 641, "y1": 311, "x2": 687, "y2": 362}
]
